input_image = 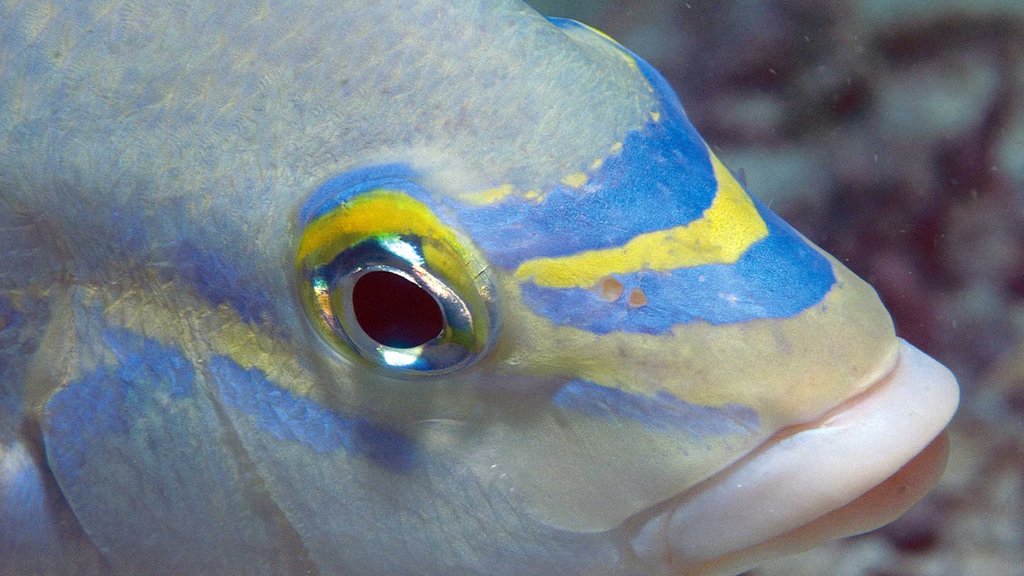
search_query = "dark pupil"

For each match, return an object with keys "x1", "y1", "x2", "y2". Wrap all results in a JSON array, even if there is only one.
[{"x1": 352, "y1": 271, "x2": 444, "y2": 348}]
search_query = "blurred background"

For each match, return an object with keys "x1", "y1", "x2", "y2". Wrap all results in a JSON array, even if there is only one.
[{"x1": 528, "y1": 1, "x2": 1024, "y2": 574}]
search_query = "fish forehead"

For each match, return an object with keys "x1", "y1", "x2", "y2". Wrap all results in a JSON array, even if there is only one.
[{"x1": 0, "y1": 0, "x2": 652, "y2": 227}]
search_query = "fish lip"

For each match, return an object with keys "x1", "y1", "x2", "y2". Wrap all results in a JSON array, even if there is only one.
[{"x1": 627, "y1": 338, "x2": 960, "y2": 574}]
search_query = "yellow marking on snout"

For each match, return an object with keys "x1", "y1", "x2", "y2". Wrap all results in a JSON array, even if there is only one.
[
  {"x1": 513, "y1": 150, "x2": 769, "y2": 289},
  {"x1": 561, "y1": 171, "x2": 588, "y2": 189},
  {"x1": 458, "y1": 183, "x2": 516, "y2": 206}
]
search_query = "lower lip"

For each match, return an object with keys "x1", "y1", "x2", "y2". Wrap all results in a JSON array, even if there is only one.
[
  {"x1": 688, "y1": 431, "x2": 951, "y2": 576},
  {"x1": 629, "y1": 339, "x2": 959, "y2": 574}
]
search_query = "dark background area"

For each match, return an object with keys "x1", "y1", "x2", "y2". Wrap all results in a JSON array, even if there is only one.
[{"x1": 528, "y1": 1, "x2": 1024, "y2": 574}]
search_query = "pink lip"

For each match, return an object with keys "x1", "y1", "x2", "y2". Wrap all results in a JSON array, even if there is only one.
[{"x1": 630, "y1": 339, "x2": 960, "y2": 575}]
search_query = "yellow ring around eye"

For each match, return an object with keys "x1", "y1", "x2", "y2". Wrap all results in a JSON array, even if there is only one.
[
  {"x1": 296, "y1": 189, "x2": 497, "y2": 375},
  {"x1": 299, "y1": 191, "x2": 471, "y2": 276}
]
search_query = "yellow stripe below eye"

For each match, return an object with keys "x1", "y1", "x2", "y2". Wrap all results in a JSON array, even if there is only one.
[{"x1": 513, "y1": 151, "x2": 769, "y2": 289}]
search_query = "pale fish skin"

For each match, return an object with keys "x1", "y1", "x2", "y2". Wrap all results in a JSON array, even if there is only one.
[{"x1": 0, "y1": 1, "x2": 959, "y2": 575}]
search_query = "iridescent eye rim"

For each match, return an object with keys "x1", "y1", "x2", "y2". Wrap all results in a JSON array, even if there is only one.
[
  {"x1": 297, "y1": 188, "x2": 498, "y2": 376},
  {"x1": 309, "y1": 237, "x2": 481, "y2": 373}
]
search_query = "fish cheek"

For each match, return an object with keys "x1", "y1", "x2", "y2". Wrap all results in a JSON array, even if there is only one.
[{"x1": 455, "y1": 400, "x2": 762, "y2": 533}]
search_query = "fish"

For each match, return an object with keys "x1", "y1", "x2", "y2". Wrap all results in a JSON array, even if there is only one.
[{"x1": 0, "y1": 1, "x2": 959, "y2": 575}]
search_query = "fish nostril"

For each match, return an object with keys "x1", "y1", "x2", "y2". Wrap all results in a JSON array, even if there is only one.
[{"x1": 352, "y1": 270, "x2": 444, "y2": 349}]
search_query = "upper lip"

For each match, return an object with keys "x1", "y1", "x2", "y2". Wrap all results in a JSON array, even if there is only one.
[{"x1": 627, "y1": 338, "x2": 960, "y2": 574}]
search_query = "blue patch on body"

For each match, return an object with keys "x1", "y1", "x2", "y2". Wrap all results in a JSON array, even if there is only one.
[
  {"x1": 44, "y1": 328, "x2": 196, "y2": 483},
  {"x1": 0, "y1": 444, "x2": 60, "y2": 554},
  {"x1": 42, "y1": 320, "x2": 310, "y2": 570},
  {"x1": 209, "y1": 356, "x2": 417, "y2": 471},
  {"x1": 554, "y1": 378, "x2": 759, "y2": 437},
  {"x1": 520, "y1": 200, "x2": 836, "y2": 333}
]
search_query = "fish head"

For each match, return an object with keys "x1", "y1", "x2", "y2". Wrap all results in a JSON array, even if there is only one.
[{"x1": 281, "y1": 17, "x2": 959, "y2": 575}]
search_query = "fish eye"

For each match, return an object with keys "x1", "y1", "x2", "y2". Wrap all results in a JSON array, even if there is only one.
[
  {"x1": 297, "y1": 189, "x2": 496, "y2": 375},
  {"x1": 351, "y1": 269, "x2": 444, "y2": 349}
]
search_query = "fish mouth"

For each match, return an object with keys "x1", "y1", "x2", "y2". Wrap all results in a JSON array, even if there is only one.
[{"x1": 628, "y1": 339, "x2": 959, "y2": 576}]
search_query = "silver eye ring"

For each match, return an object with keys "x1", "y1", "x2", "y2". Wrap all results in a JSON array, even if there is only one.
[{"x1": 304, "y1": 234, "x2": 494, "y2": 375}]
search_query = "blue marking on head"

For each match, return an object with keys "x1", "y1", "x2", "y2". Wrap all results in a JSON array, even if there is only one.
[
  {"x1": 173, "y1": 241, "x2": 275, "y2": 325},
  {"x1": 520, "y1": 200, "x2": 835, "y2": 333},
  {"x1": 553, "y1": 379, "x2": 759, "y2": 436},
  {"x1": 290, "y1": 24, "x2": 833, "y2": 336},
  {"x1": 209, "y1": 356, "x2": 418, "y2": 471},
  {"x1": 299, "y1": 164, "x2": 421, "y2": 225},
  {"x1": 451, "y1": 58, "x2": 715, "y2": 270},
  {"x1": 44, "y1": 328, "x2": 196, "y2": 483}
]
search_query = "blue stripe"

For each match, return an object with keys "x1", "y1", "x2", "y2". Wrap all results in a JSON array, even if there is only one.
[
  {"x1": 453, "y1": 55, "x2": 715, "y2": 269},
  {"x1": 553, "y1": 379, "x2": 759, "y2": 436},
  {"x1": 172, "y1": 241, "x2": 275, "y2": 325},
  {"x1": 103, "y1": 328, "x2": 195, "y2": 399},
  {"x1": 520, "y1": 199, "x2": 835, "y2": 333},
  {"x1": 209, "y1": 356, "x2": 418, "y2": 472}
]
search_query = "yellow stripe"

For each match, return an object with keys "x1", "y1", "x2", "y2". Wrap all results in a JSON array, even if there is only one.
[
  {"x1": 561, "y1": 171, "x2": 588, "y2": 188},
  {"x1": 457, "y1": 183, "x2": 516, "y2": 206},
  {"x1": 513, "y1": 150, "x2": 768, "y2": 288},
  {"x1": 99, "y1": 275, "x2": 321, "y2": 401},
  {"x1": 297, "y1": 190, "x2": 462, "y2": 268}
]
